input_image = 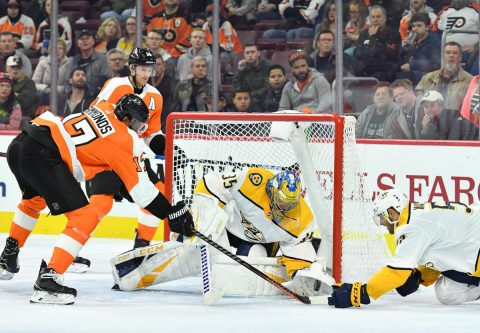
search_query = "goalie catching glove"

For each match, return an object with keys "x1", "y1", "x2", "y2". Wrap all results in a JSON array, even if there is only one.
[
  {"x1": 168, "y1": 201, "x2": 195, "y2": 237},
  {"x1": 283, "y1": 259, "x2": 335, "y2": 297},
  {"x1": 328, "y1": 282, "x2": 371, "y2": 308}
]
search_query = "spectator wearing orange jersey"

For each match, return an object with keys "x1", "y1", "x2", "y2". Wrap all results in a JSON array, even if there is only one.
[
  {"x1": 132, "y1": 0, "x2": 164, "y2": 25},
  {"x1": 146, "y1": 0, "x2": 192, "y2": 58},
  {"x1": 0, "y1": 0, "x2": 36, "y2": 50},
  {"x1": 33, "y1": 0, "x2": 72, "y2": 55},
  {"x1": 398, "y1": 0, "x2": 437, "y2": 42},
  {"x1": 203, "y1": 5, "x2": 243, "y2": 74}
]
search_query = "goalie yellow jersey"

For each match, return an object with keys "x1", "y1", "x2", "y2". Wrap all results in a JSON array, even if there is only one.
[{"x1": 194, "y1": 168, "x2": 315, "y2": 246}]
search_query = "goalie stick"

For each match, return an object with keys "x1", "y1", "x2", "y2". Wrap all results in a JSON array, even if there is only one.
[{"x1": 192, "y1": 230, "x2": 329, "y2": 305}]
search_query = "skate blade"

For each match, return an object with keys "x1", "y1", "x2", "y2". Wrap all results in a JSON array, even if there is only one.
[
  {"x1": 30, "y1": 290, "x2": 75, "y2": 305},
  {"x1": 0, "y1": 268, "x2": 14, "y2": 280},
  {"x1": 66, "y1": 263, "x2": 89, "y2": 274}
]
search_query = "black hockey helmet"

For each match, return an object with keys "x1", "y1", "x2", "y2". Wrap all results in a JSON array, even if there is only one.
[
  {"x1": 114, "y1": 94, "x2": 149, "y2": 134},
  {"x1": 128, "y1": 47, "x2": 156, "y2": 66}
]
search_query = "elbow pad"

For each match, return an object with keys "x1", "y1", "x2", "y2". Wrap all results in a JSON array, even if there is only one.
[
  {"x1": 149, "y1": 134, "x2": 166, "y2": 155},
  {"x1": 144, "y1": 192, "x2": 171, "y2": 219}
]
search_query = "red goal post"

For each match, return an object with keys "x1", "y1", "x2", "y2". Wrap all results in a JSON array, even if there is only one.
[{"x1": 164, "y1": 112, "x2": 390, "y2": 283}]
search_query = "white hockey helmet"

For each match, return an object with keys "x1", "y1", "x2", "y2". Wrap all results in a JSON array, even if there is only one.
[{"x1": 372, "y1": 189, "x2": 409, "y2": 224}]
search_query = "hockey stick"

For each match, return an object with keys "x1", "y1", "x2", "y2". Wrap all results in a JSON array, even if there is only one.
[
  {"x1": 0, "y1": 152, "x2": 6, "y2": 157},
  {"x1": 192, "y1": 229, "x2": 328, "y2": 305}
]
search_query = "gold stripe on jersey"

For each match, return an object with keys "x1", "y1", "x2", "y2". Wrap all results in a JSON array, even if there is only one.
[
  {"x1": 276, "y1": 200, "x2": 314, "y2": 239},
  {"x1": 395, "y1": 204, "x2": 412, "y2": 229},
  {"x1": 280, "y1": 255, "x2": 313, "y2": 277},
  {"x1": 366, "y1": 265, "x2": 413, "y2": 299},
  {"x1": 194, "y1": 177, "x2": 226, "y2": 207},
  {"x1": 473, "y1": 248, "x2": 480, "y2": 278},
  {"x1": 417, "y1": 265, "x2": 441, "y2": 286}
]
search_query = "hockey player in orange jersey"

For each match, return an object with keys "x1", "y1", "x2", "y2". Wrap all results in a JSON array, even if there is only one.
[
  {"x1": 90, "y1": 47, "x2": 169, "y2": 249},
  {"x1": 0, "y1": 95, "x2": 194, "y2": 304}
]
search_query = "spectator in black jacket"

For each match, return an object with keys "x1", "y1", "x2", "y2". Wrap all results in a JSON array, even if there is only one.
[
  {"x1": 58, "y1": 67, "x2": 94, "y2": 117},
  {"x1": 397, "y1": 12, "x2": 441, "y2": 85},
  {"x1": 252, "y1": 64, "x2": 286, "y2": 112},
  {"x1": 233, "y1": 43, "x2": 271, "y2": 93},
  {"x1": 417, "y1": 90, "x2": 478, "y2": 140},
  {"x1": 354, "y1": 5, "x2": 401, "y2": 82},
  {"x1": 308, "y1": 30, "x2": 363, "y2": 84}
]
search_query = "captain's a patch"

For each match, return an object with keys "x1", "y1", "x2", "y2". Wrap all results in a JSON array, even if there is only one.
[{"x1": 249, "y1": 173, "x2": 263, "y2": 186}]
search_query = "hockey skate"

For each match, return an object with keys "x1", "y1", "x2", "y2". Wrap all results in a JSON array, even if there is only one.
[
  {"x1": 133, "y1": 229, "x2": 150, "y2": 249},
  {"x1": 66, "y1": 256, "x2": 91, "y2": 274},
  {"x1": 0, "y1": 237, "x2": 20, "y2": 280},
  {"x1": 30, "y1": 260, "x2": 77, "y2": 305}
]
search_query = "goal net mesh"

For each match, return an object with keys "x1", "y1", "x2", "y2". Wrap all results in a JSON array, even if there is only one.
[{"x1": 166, "y1": 113, "x2": 390, "y2": 282}]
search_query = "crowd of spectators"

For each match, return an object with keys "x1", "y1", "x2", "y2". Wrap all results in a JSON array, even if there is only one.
[{"x1": 0, "y1": 0, "x2": 478, "y2": 141}]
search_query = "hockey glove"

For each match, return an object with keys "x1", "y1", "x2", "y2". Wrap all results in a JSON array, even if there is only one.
[
  {"x1": 396, "y1": 269, "x2": 422, "y2": 297},
  {"x1": 328, "y1": 282, "x2": 371, "y2": 308},
  {"x1": 149, "y1": 134, "x2": 166, "y2": 155},
  {"x1": 167, "y1": 201, "x2": 195, "y2": 237}
]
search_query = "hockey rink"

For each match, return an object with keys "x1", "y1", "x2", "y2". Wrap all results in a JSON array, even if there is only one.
[{"x1": 0, "y1": 234, "x2": 477, "y2": 333}]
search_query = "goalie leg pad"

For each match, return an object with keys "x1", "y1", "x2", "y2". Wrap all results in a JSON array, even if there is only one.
[
  {"x1": 111, "y1": 241, "x2": 200, "y2": 291},
  {"x1": 211, "y1": 255, "x2": 289, "y2": 297}
]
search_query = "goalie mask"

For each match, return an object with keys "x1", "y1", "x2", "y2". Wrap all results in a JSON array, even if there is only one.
[
  {"x1": 372, "y1": 189, "x2": 409, "y2": 225},
  {"x1": 266, "y1": 171, "x2": 301, "y2": 219}
]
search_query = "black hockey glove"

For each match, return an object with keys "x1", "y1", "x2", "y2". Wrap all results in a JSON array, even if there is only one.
[
  {"x1": 396, "y1": 269, "x2": 422, "y2": 297},
  {"x1": 328, "y1": 282, "x2": 371, "y2": 308},
  {"x1": 167, "y1": 201, "x2": 194, "y2": 237},
  {"x1": 149, "y1": 134, "x2": 166, "y2": 155}
]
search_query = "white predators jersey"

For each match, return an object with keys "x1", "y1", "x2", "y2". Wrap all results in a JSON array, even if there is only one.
[
  {"x1": 195, "y1": 168, "x2": 315, "y2": 247},
  {"x1": 390, "y1": 202, "x2": 480, "y2": 277}
]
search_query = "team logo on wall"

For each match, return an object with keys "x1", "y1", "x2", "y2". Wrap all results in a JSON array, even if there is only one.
[{"x1": 249, "y1": 173, "x2": 263, "y2": 186}]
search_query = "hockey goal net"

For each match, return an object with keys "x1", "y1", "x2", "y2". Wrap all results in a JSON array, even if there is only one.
[{"x1": 164, "y1": 112, "x2": 390, "y2": 283}]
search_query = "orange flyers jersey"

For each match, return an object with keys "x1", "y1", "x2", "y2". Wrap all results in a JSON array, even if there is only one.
[
  {"x1": 146, "y1": 8, "x2": 192, "y2": 58},
  {"x1": 61, "y1": 101, "x2": 160, "y2": 208},
  {"x1": 142, "y1": 0, "x2": 164, "y2": 21},
  {"x1": 0, "y1": 14, "x2": 36, "y2": 49},
  {"x1": 203, "y1": 21, "x2": 243, "y2": 53},
  {"x1": 92, "y1": 76, "x2": 164, "y2": 139}
]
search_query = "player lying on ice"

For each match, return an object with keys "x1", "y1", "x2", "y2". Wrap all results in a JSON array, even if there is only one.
[
  {"x1": 111, "y1": 168, "x2": 335, "y2": 302},
  {"x1": 328, "y1": 189, "x2": 480, "y2": 308},
  {"x1": 0, "y1": 94, "x2": 195, "y2": 304}
]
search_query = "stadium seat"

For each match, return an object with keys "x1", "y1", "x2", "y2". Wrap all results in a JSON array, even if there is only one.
[
  {"x1": 270, "y1": 50, "x2": 294, "y2": 80},
  {"x1": 286, "y1": 39, "x2": 311, "y2": 51},
  {"x1": 254, "y1": 20, "x2": 283, "y2": 32},
  {"x1": 236, "y1": 30, "x2": 255, "y2": 46}
]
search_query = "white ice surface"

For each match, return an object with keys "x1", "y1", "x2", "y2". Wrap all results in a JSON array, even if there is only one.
[{"x1": 0, "y1": 234, "x2": 478, "y2": 333}]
